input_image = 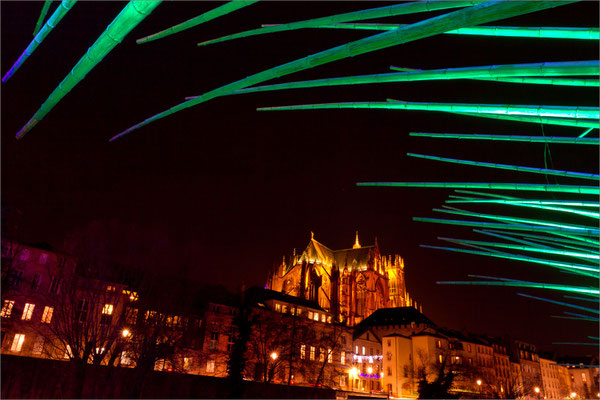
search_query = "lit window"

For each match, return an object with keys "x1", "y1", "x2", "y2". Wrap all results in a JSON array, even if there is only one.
[
  {"x1": 184, "y1": 357, "x2": 191, "y2": 370},
  {"x1": 282, "y1": 305, "x2": 288, "y2": 313},
  {"x1": 275, "y1": 303, "x2": 281, "y2": 312},
  {"x1": 355, "y1": 345, "x2": 359, "y2": 354},
  {"x1": 11, "y1": 334, "x2": 25, "y2": 352},
  {"x1": 206, "y1": 360, "x2": 215, "y2": 373},
  {"x1": 41, "y1": 306, "x2": 53, "y2": 323},
  {"x1": 310, "y1": 346, "x2": 315, "y2": 361},
  {"x1": 22, "y1": 303, "x2": 35, "y2": 320},
  {"x1": 362, "y1": 346, "x2": 366, "y2": 355},
  {"x1": 106, "y1": 285, "x2": 116, "y2": 292},
  {"x1": 308, "y1": 311, "x2": 313, "y2": 320},
  {"x1": 32, "y1": 336, "x2": 44, "y2": 355},
  {"x1": 1, "y1": 300, "x2": 15, "y2": 318},
  {"x1": 64, "y1": 344, "x2": 73, "y2": 359},
  {"x1": 327, "y1": 348, "x2": 332, "y2": 363},
  {"x1": 437, "y1": 340, "x2": 442, "y2": 349},
  {"x1": 95, "y1": 347, "x2": 105, "y2": 356},
  {"x1": 319, "y1": 348, "x2": 325, "y2": 362},
  {"x1": 300, "y1": 344, "x2": 306, "y2": 359},
  {"x1": 209, "y1": 332, "x2": 218, "y2": 349},
  {"x1": 121, "y1": 351, "x2": 133, "y2": 366},
  {"x1": 314, "y1": 313, "x2": 319, "y2": 321},
  {"x1": 438, "y1": 354, "x2": 443, "y2": 364},
  {"x1": 102, "y1": 304, "x2": 114, "y2": 315},
  {"x1": 321, "y1": 314, "x2": 326, "y2": 323},
  {"x1": 327, "y1": 315, "x2": 332, "y2": 323},
  {"x1": 154, "y1": 359, "x2": 165, "y2": 371},
  {"x1": 296, "y1": 308, "x2": 302, "y2": 316}
]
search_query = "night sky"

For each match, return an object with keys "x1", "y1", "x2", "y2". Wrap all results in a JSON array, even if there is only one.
[{"x1": 2, "y1": 2, "x2": 598, "y2": 356}]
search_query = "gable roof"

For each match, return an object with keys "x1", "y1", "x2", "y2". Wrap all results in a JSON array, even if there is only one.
[{"x1": 355, "y1": 307, "x2": 436, "y2": 331}]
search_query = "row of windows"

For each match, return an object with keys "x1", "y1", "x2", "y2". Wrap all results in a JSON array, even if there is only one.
[
  {"x1": 299, "y1": 344, "x2": 344, "y2": 364},
  {"x1": 354, "y1": 345, "x2": 380, "y2": 356},
  {"x1": 1, "y1": 300, "x2": 54, "y2": 323},
  {"x1": 273, "y1": 303, "x2": 334, "y2": 324}
]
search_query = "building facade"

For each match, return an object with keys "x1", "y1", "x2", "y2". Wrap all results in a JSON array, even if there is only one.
[{"x1": 266, "y1": 232, "x2": 417, "y2": 327}]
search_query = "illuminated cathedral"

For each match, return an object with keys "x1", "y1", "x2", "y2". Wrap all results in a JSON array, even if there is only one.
[{"x1": 266, "y1": 232, "x2": 419, "y2": 326}]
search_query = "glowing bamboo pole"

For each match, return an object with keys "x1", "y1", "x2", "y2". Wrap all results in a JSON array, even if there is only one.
[
  {"x1": 475, "y1": 230, "x2": 599, "y2": 254},
  {"x1": 15, "y1": 1, "x2": 162, "y2": 139},
  {"x1": 413, "y1": 217, "x2": 599, "y2": 240},
  {"x1": 552, "y1": 315, "x2": 598, "y2": 322},
  {"x1": 197, "y1": 1, "x2": 482, "y2": 46},
  {"x1": 446, "y1": 199, "x2": 600, "y2": 219},
  {"x1": 112, "y1": 1, "x2": 575, "y2": 140},
  {"x1": 453, "y1": 111, "x2": 599, "y2": 128},
  {"x1": 136, "y1": 1, "x2": 258, "y2": 44},
  {"x1": 435, "y1": 206, "x2": 598, "y2": 235},
  {"x1": 408, "y1": 153, "x2": 599, "y2": 181},
  {"x1": 3, "y1": 0, "x2": 78, "y2": 83},
  {"x1": 475, "y1": 77, "x2": 598, "y2": 87},
  {"x1": 421, "y1": 244, "x2": 599, "y2": 277},
  {"x1": 226, "y1": 61, "x2": 598, "y2": 96},
  {"x1": 447, "y1": 199, "x2": 600, "y2": 208},
  {"x1": 564, "y1": 295, "x2": 600, "y2": 303},
  {"x1": 258, "y1": 101, "x2": 599, "y2": 120},
  {"x1": 409, "y1": 132, "x2": 599, "y2": 145},
  {"x1": 317, "y1": 22, "x2": 600, "y2": 40},
  {"x1": 518, "y1": 293, "x2": 599, "y2": 313},
  {"x1": 356, "y1": 182, "x2": 599, "y2": 195},
  {"x1": 565, "y1": 311, "x2": 599, "y2": 319},
  {"x1": 437, "y1": 279, "x2": 599, "y2": 295},
  {"x1": 579, "y1": 127, "x2": 595, "y2": 138},
  {"x1": 33, "y1": 1, "x2": 53, "y2": 36},
  {"x1": 439, "y1": 237, "x2": 599, "y2": 260}
]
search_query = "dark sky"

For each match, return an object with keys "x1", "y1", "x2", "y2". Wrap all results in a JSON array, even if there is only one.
[{"x1": 2, "y1": 2, "x2": 598, "y2": 356}]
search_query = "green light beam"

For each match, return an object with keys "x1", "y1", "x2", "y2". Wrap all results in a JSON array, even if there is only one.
[
  {"x1": 438, "y1": 236, "x2": 599, "y2": 261},
  {"x1": 474, "y1": 77, "x2": 598, "y2": 87},
  {"x1": 15, "y1": 1, "x2": 162, "y2": 139},
  {"x1": 476, "y1": 230, "x2": 599, "y2": 254},
  {"x1": 437, "y1": 279, "x2": 599, "y2": 295},
  {"x1": 445, "y1": 199, "x2": 600, "y2": 219},
  {"x1": 33, "y1": 1, "x2": 53, "y2": 37},
  {"x1": 435, "y1": 206, "x2": 598, "y2": 235},
  {"x1": 357, "y1": 182, "x2": 599, "y2": 195},
  {"x1": 565, "y1": 311, "x2": 600, "y2": 319},
  {"x1": 111, "y1": 1, "x2": 575, "y2": 140},
  {"x1": 414, "y1": 218, "x2": 599, "y2": 243},
  {"x1": 136, "y1": 1, "x2": 258, "y2": 44},
  {"x1": 3, "y1": 1, "x2": 78, "y2": 83},
  {"x1": 564, "y1": 295, "x2": 600, "y2": 303},
  {"x1": 197, "y1": 1, "x2": 482, "y2": 46},
  {"x1": 318, "y1": 22, "x2": 600, "y2": 40},
  {"x1": 408, "y1": 153, "x2": 599, "y2": 181},
  {"x1": 453, "y1": 111, "x2": 599, "y2": 128},
  {"x1": 447, "y1": 199, "x2": 600, "y2": 208},
  {"x1": 579, "y1": 127, "x2": 595, "y2": 138},
  {"x1": 421, "y1": 244, "x2": 599, "y2": 277},
  {"x1": 518, "y1": 293, "x2": 599, "y2": 314},
  {"x1": 258, "y1": 100, "x2": 599, "y2": 120},
  {"x1": 409, "y1": 132, "x2": 599, "y2": 145},
  {"x1": 220, "y1": 61, "x2": 599, "y2": 97},
  {"x1": 552, "y1": 315, "x2": 599, "y2": 322}
]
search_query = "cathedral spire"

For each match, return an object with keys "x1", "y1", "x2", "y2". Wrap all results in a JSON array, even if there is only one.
[{"x1": 353, "y1": 231, "x2": 361, "y2": 249}]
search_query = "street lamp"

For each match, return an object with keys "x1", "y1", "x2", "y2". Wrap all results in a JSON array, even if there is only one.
[
  {"x1": 534, "y1": 386, "x2": 540, "y2": 399},
  {"x1": 270, "y1": 352, "x2": 278, "y2": 360},
  {"x1": 121, "y1": 329, "x2": 130, "y2": 338},
  {"x1": 350, "y1": 367, "x2": 358, "y2": 392},
  {"x1": 477, "y1": 379, "x2": 482, "y2": 397},
  {"x1": 570, "y1": 392, "x2": 577, "y2": 399}
]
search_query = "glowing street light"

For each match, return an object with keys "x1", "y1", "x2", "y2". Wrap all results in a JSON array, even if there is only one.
[
  {"x1": 367, "y1": 367, "x2": 373, "y2": 374},
  {"x1": 121, "y1": 329, "x2": 130, "y2": 338},
  {"x1": 571, "y1": 392, "x2": 577, "y2": 399},
  {"x1": 477, "y1": 379, "x2": 482, "y2": 386},
  {"x1": 270, "y1": 352, "x2": 278, "y2": 360},
  {"x1": 535, "y1": 387, "x2": 540, "y2": 393}
]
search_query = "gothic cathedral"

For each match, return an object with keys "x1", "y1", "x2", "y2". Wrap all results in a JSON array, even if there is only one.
[{"x1": 266, "y1": 232, "x2": 417, "y2": 326}]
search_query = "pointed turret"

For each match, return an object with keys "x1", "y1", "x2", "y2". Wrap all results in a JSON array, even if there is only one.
[{"x1": 353, "y1": 231, "x2": 361, "y2": 249}]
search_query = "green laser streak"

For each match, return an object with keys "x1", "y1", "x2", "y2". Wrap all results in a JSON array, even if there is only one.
[
  {"x1": 219, "y1": 61, "x2": 598, "y2": 97},
  {"x1": 453, "y1": 111, "x2": 599, "y2": 128},
  {"x1": 258, "y1": 100, "x2": 599, "y2": 120},
  {"x1": 445, "y1": 199, "x2": 600, "y2": 219},
  {"x1": 409, "y1": 132, "x2": 599, "y2": 145},
  {"x1": 3, "y1": 1, "x2": 77, "y2": 83},
  {"x1": 356, "y1": 182, "x2": 599, "y2": 195},
  {"x1": 319, "y1": 22, "x2": 599, "y2": 40},
  {"x1": 518, "y1": 293, "x2": 599, "y2": 313},
  {"x1": 136, "y1": 1, "x2": 258, "y2": 44},
  {"x1": 437, "y1": 279, "x2": 599, "y2": 295},
  {"x1": 421, "y1": 244, "x2": 599, "y2": 277},
  {"x1": 16, "y1": 1, "x2": 162, "y2": 139},
  {"x1": 197, "y1": 1, "x2": 482, "y2": 46},
  {"x1": 408, "y1": 152, "x2": 599, "y2": 181},
  {"x1": 111, "y1": 1, "x2": 575, "y2": 140},
  {"x1": 33, "y1": 1, "x2": 53, "y2": 37}
]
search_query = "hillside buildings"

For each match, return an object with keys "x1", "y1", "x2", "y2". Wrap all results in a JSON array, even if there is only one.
[{"x1": 1, "y1": 236, "x2": 598, "y2": 399}]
